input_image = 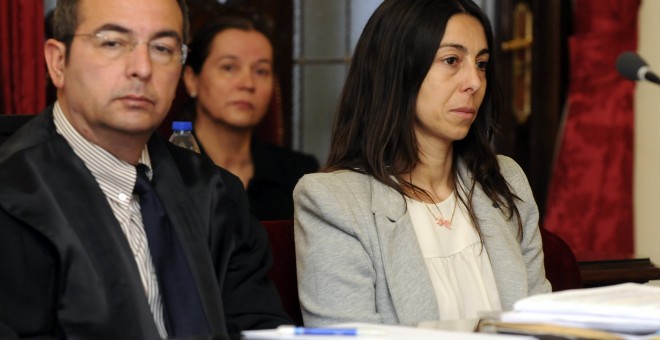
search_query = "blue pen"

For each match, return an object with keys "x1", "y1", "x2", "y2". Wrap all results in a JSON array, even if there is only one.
[{"x1": 277, "y1": 325, "x2": 385, "y2": 336}]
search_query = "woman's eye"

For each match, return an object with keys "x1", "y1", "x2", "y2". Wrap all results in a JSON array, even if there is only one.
[
  {"x1": 443, "y1": 57, "x2": 459, "y2": 66},
  {"x1": 477, "y1": 60, "x2": 489, "y2": 71},
  {"x1": 256, "y1": 68, "x2": 272, "y2": 77}
]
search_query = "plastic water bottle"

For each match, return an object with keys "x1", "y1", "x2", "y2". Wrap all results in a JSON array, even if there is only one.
[{"x1": 169, "y1": 121, "x2": 200, "y2": 153}]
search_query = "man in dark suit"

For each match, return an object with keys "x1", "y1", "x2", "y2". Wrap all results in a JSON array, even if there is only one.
[{"x1": 0, "y1": 0, "x2": 291, "y2": 338}]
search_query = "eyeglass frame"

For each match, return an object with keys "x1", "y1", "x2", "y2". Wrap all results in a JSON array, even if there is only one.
[{"x1": 70, "y1": 31, "x2": 189, "y2": 65}]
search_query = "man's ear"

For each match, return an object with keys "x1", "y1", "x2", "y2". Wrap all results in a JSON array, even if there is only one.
[
  {"x1": 44, "y1": 38, "x2": 66, "y2": 89},
  {"x1": 182, "y1": 66, "x2": 198, "y2": 97}
]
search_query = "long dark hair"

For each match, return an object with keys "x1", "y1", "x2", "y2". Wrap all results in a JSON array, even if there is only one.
[{"x1": 326, "y1": 0, "x2": 522, "y2": 236}]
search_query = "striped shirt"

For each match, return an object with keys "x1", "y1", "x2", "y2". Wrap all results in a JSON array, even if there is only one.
[{"x1": 53, "y1": 103, "x2": 168, "y2": 338}]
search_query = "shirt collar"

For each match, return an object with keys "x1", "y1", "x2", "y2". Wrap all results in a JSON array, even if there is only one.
[{"x1": 52, "y1": 101, "x2": 153, "y2": 190}]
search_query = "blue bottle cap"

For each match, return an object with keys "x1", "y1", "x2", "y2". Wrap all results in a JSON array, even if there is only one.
[{"x1": 172, "y1": 121, "x2": 193, "y2": 131}]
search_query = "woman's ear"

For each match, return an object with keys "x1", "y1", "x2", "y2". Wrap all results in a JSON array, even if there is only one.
[
  {"x1": 183, "y1": 66, "x2": 198, "y2": 98},
  {"x1": 44, "y1": 39, "x2": 67, "y2": 89}
]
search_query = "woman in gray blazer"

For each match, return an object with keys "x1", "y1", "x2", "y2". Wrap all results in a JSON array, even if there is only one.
[{"x1": 293, "y1": 0, "x2": 551, "y2": 327}]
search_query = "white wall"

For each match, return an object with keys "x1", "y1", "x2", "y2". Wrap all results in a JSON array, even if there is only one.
[{"x1": 635, "y1": 0, "x2": 660, "y2": 278}]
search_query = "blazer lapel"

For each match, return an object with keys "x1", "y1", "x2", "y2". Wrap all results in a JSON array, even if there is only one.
[
  {"x1": 369, "y1": 177, "x2": 439, "y2": 325},
  {"x1": 0, "y1": 129, "x2": 159, "y2": 338},
  {"x1": 466, "y1": 167, "x2": 527, "y2": 310}
]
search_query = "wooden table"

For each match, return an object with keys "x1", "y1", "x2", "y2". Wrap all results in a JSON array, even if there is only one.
[{"x1": 578, "y1": 257, "x2": 660, "y2": 288}]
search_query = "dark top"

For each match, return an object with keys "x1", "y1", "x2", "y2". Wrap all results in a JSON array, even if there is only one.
[
  {"x1": 248, "y1": 141, "x2": 319, "y2": 221},
  {"x1": 197, "y1": 138, "x2": 319, "y2": 221},
  {"x1": 0, "y1": 107, "x2": 292, "y2": 340}
]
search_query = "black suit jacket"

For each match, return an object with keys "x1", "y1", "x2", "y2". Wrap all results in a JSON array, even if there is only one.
[{"x1": 0, "y1": 107, "x2": 291, "y2": 339}]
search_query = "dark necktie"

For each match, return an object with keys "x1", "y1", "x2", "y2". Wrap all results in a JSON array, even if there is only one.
[{"x1": 133, "y1": 164, "x2": 209, "y2": 338}]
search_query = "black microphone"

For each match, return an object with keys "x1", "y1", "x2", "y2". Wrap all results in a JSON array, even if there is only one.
[{"x1": 615, "y1": 51, "x2": 660, "y2": 85}]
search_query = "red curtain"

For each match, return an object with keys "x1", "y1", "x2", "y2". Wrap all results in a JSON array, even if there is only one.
[
  {"x1": 543, "y1": 0, "x2": 640, "y2": 258},
  {"x1": 0, "y1": 0, "x2": 46, "y2": 115}
]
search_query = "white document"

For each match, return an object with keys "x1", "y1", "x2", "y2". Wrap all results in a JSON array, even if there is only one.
[
  {"x1": 242, "y1": 322, "x2": 534, "y2": 339},
  {"x1": 501, "y1": 283, "x2": 660, "y2": 334}
]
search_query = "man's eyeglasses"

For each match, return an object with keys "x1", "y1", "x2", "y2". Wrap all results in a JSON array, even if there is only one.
[{"x1": 73, "y1": 31, "x2": 189, "y2": 65}]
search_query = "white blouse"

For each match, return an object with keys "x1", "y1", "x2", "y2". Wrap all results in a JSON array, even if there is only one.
[{"x1": 406, "y1": 194, "x2": 502, "y2": 320}]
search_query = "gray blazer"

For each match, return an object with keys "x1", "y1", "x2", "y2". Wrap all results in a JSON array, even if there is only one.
[{"x1": 293, "y1": 155, "x2": 551, "y2": 327}]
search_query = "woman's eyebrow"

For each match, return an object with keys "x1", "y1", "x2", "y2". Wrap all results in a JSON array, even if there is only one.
[{"x1": 439, "y1": 43, "x2": 490, "y2": 56}]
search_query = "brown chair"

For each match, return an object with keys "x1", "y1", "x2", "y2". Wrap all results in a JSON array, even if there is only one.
[
  {"x1": 261, "y1": 219, "x2": 303, "y2": 326},
  {"x1": 539, "y1": 227, "x2": 583, "y2": 291}
]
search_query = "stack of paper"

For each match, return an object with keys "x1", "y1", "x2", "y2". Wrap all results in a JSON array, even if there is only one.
[
  {"x1": 497, "y1": 283, "x2": 660, "y2": 338},
  {"x1": 242, "y1": 322, "x2": 534, "y2": 339}
]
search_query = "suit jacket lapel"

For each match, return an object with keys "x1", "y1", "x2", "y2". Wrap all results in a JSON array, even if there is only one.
[
  {"x1": 52, "y1": 152, "x2": 158, "y2": 336},
  {"x1": 369, "y1": 177, "x2": 439, "y2": 324},
  {"x1": 0, "y1": 111, "x2": 160, "y2": 338},
  {"x1": 147, "y1": 138, "x2": 225, "y2": 335}
]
